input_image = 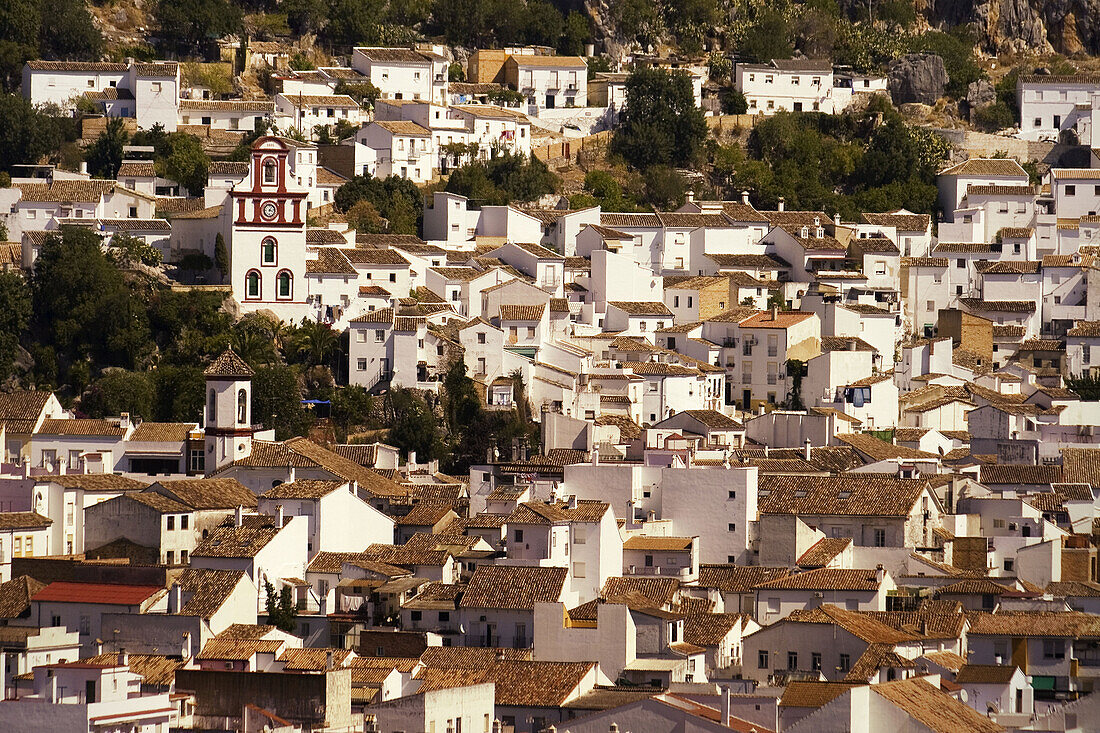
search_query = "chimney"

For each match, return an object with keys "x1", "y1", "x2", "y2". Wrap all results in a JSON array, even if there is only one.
[
  {"x1": 493, "y1": 721, "x2": 503, "y2": 733},
  {"x1": 647, "y1": 510, "x2": 656, "y2": 523},
  {"x1": 326, "y1": 650, "x2": 334, "y2": 670},
  {"x1": 495, "y1": 649, "x2": 506, "y2": 662},
  {"x1": 568, "y1": 494, "x2": 578, "y2": 509},
  {"x1": 182, "y1": 631, "x2": 191, "y2": 658},
  {"x1": 610, "y1": 725, "x2": 619, "y2": 733},
  {"x1": 741, "y1": 190, "x2": 750, "y2": 205},
  {"x1": 119, "y1": 412, "x2": 130, "y2": 430},
  {"x1": 22, "y1": 458, "x2": 29, "y2": 480},
  {"x1": 79, "y1": 161, "x2": 88, "y2": 176},
  {"x1": 118, "y1": 649, "x2": 128, "y2": 666},
  {"x1": 804, "y1": 439, "x2": 811, "y2": 461},
  {"x1": 721, "y1": 685, "x2": 732, "y2": 725},
  {"x1": 874, "y1": 564, "x2": 884, "y2": 583},
  {"x1": 920, "y1": 618, "x2": 928, "y2": 636},
  {"x1": 276, "y1": 504, "x2": 285, "y2": 529},
  {"x1": 48, "y1": 673, "x2": 58, "y2": 703},
  {"x1": 288, "y1": 466, "x2": 296, "y2": 483},
  {"x1": 848, "y1": 340, "x2": 856, "y2": 351},
  {"x1": 409, "y1": 451, "x2": 417, "y2": 471},
  {"x1": 592, "y1": 446, "x2": 600, "y2": 466},
  {"x1": 833, "y1": 213, "x2": 841, "y2": 226},
  {"x1": 777, "y1": 197, "x2": 785, "y2": 212},
  {"x1": 235, "y1": 505, "x2": 244, "y2": 527},
  {"x1": 58, "y1": 458, "x2": 66, "y2": 476},
  {"x1": 686, "y1": 190, "x2": 695, "y2": 204},
  {"x1": 172, "y1": 583, "x2": 182, "y2": 612},
  {"x1": 771, "y1": 306, "x2": 778, "y2": 321},
  {"x1": 764, "y1": 444, "x2": 770, "y2": 457},
  {"x1": 0, "y1": 651, "x2": 6, "y2": 701}
]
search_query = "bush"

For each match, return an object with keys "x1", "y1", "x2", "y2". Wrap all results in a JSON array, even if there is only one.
[
  {"x1": 907, "y1": 29, "x2": 984, "y2": 98},
  {"x1": 973, "y1": 102, "x2": 1015, "y2": 132},
  {"x1": 612, "y1": 67, "x2": 708, "y2": 170},
  {"x1": 720, "y1": 88, "x2": 748, "y2": 114}
]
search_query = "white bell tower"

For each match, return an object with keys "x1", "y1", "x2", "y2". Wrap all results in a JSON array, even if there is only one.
[{"x1": 203, "y1": 349, "x2": 256, "y2": 473}]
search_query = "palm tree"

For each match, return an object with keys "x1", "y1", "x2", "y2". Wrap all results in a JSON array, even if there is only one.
[
  {"x1": 291, "y1": 319, "x2": 338, "y2": 367},
  {"x1": 231, "y1": 326, "x2": 277, "y2": 367}
]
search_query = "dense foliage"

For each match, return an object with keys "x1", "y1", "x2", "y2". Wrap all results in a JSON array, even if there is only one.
[
  {"x1": 0, "y1": 95, "x2": 80, "y2": 173},
  {"x1": 612, "y1": 67, "x2": 707, "y2": 171},
  {"x1": 707, "y1": 101, "x2": 950, "y2": 219},
  {"x1": 0, "y1": 0, "x2": 102, "y2": 89},
  {"x1": 444, "y1": 151, "x2": 558, "y2": 205},
  {"x1": 334, "y1": 174, "x2": 424, "y2": 235}
]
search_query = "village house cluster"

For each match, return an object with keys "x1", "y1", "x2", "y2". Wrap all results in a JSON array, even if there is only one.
[{"x1": 6, "y1": 45, "x2": 1100, "y2": 733}]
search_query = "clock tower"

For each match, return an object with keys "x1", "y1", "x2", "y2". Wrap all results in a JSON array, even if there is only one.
[{"x1": 228, "y1": 136, "x2": 310, "y2": 320}]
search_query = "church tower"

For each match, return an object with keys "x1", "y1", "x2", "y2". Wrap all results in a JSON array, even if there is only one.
[{"x1": 203, "y1": 349, "x2": 256, "y2": 472}]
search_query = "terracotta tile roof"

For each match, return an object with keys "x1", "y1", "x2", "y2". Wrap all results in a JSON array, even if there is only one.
[
  {"x1": 933, "y1": 242, "x2": 997, "y2": 253},
  {"x1": 967, "y1": 611, "x2": 1100, "y2": 637},
  {"x1": 849, "y1": 236, "x2": 899, "y2": 255},
  {"x1": 756, "y1": 568, "x2": 886, "y2": 592},
  {"x1": 32, "y1": 581, "x2": 163, "y2": 605},
  {"x1": 860, "y1": 211, "x2": 930, "y2": 231},
  {"x1": 678, "y1": 409, "x2": 744, "y2": 430},
  {"x1": 601, "y1": 212, "x2": 662, "y2": 228},
  {"x1": 151, "y1": 478, "x2": 257, "y2": 509},
  {"x1": 797, "y1": 537, "x2": 851, "y2": 567},
  {"x1": 374, "y1": 119, "x2": 431, "y2": 137},
  {"x1": 1067, "y1": 320, "x2": 1100, "y2": 337},
  {"x1": 0, "y1": 391, "x2": 51, "y2": 433},
  {"x1": 306, "y1": 248, "x2": 356, "y2": 275},
  {"x1": 176, "y1": 568, "x2": 245, "y2": 617},
  {"x1": 394, "y1": 501, "x2": 457, "y2": 527},
  {"x1": 208, "y1": 161, "x2": 250, "y2": 177},
  {"x1": 978, "y1": 260, "x2": 1041, "y2": 275},
  {"x1": 355, "y1": 47, "x2": 438, "y2": 63},
  {"x1": 26, "y1": 60, "x2": 127, "y2": 72},
  {"x1": 780, "y1": 681, "x2": 863, "y2": 708},
  {"x1": 844, "y1": 642, "x2": 916, "y2": 681},
  {"x1": 0, "y1": 576, "x2": 47, "y2": 619},
  {"x1": 958, "y1": 297, "x2": 1035, "y2": 313},
  {"x1": 1046, "y1": 581, "x2": 1100, "y2": 597},
  {"x1": 192, "y1": 515, "x2": 282, "y2": 558},
  {"x1": 0, "y1": 509, "x2": 50, "y2": 531},
  {"x1": 498, "y1": 304, "x2": 545, "y2": 321},
  {"x1": 955, "y1": 664, "x2": 1019, "y2": 684},
  {"x1": 419, "y1": 646, "x2": 530, "y2": 668},
  {"x1": 902, "y1": 256, "x2": 949, "y2": 267},
  {"x1": 698, "y1": 565, "x2": 791, "y2": 593},
  {"x1": 261, "y1": 479, "x2": 345, "y2": 500},
  {"x1": 415, "y1": 660, "x2": 594, "y2": 707},
  {"x1": 125, "y1": 492, "x2": 189, "y2": 514},
  {"x1": 794, "y1": 234, "x2": 845, "y2": 251},
  {"x1": 622, "y1": 535, "x2": 694, "y2": 551},
  {"x1": 737, "y1": 310, "x2": 815, "y2": 329},
  {"x1": 133, "y1": 62, "x2": 179, "y2": 77},
  {"x1": 922, "y1": 650, "x2": 967, "y2": 672},
  {"x1": 978, "y1": 463, "x2": 1061, "y2": 485},
  {"x1": 602, "y1": 576, "x2": 679, "y2": 608},
  {"x1": 940, "y1": 158, "x2": 1027, "y2": 177},
  {"x1": 129, "y1": 422, "x2": 194, "y2": 442},
  {"x1": 38, "y1": 419, "x2": 126, "y2": 436},
  {"x1": 117, "y1": 161, "x2": 156, "y2": 177},
  {"x1": 936, "y1": 578, "x2": 1014, "y2": 596},
  {"x1": 683, "y1": 613, "x2": 744, "y2": 646},
  {"x1": 759, "y1": 475, "x2": 927, "y2": 516},
  {"x1": 203, "y1": 349, "x2": 254, "y2": 378},
  {"x1": 286, "y1": 94, "x2": 358, "y2": 107},
  {"x1": 607, "y1": 301, "x2": 673, "y2": 316},
  {"x1": 179, "y1": 99, "x2": 274, "y2": 112},
  {"x1": 966, "y1": 184, "x2": 1034, "y2": 196},
  {"x1": 620, "y1": 361, "x2": 699, "y2": 376},
  {"x1": 657, "y1": 212, "x2": 734, "y2": 228},
  {"x1": 459, "y1": 565, "x2": 566, "y2": 610},
  {"x1": 278, "y1": 647, "x2": 355, "y2": 670},
  {"x1": 834, "y1": 433, "x2": 938, "y2": 461},
  {"x1": 46, "y1": 474, "x2": 149, "y2": 492},
  {"x1": 196, "y1": 638, "x2": 284, "y2": 660},
  {"x1": 873, "y1": 678, "x2": 1005, "y2": 733},
  {"x1": 1062, "y1": 448, "x2": 1100, "y2": 487}
]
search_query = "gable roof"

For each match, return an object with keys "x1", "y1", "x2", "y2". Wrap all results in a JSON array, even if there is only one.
[
  {"x1": 151, "y1": 478, "x2": 258, "y2": 509},
  {"x1": 759, "y1": 475, "x2": 928, "y2": 516},
  {"x1": 754, "y1": 568, "x2": 886, "y2": 592},
  {"x1": 459, "y1": 565, "x2": 566, "y2": 610},
  {"x1": 32, "y1": 582, "x2": 163, "y2": 605},
  {"x1": 939, "y1": 158, "x2": 1028, "y2": 178},
  {"x1": 192, "y1": 515, "x2": 282, "y2": 558},
  {"x1": 872, "y1": 678, "x2": 1005, "y2": 733},
  {"x1": 0, "y1": 576, "x2": 47, "y2": 619},
  {"x1": 176, "y1": 568, "x2": 246, "y2": 617}
]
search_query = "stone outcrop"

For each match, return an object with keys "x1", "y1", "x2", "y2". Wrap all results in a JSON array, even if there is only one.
[{"x1": 888, "y1": 54, "x2": 949, "y2": 106}]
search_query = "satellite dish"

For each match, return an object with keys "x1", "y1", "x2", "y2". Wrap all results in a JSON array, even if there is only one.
[{"x1": 958, "y1": 689, "x2": 968, "y2": 703}]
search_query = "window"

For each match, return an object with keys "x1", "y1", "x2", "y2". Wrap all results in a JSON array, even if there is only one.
[
  {"x1": 238, "y1": 389, "x2": 248, "y2": 424},
  {"x1": 180, "y1": 550, "x2": 188, "y2": 563},
  {"x1": 1066, "y1": 185, "x2": 1076, "y2": 196},
  {"x1": 167, "y1": 515, "x2": 175, "y2": 531},
  {"x1": 1034, "y1": 117, "x2": 1042, "y2": 127},
  {"x1": 956, "y1": 258, "x2": 965, "y2": 268},
  {"x1": 728, "y1": 523, "x2": 736, "y2": 532},
  {"x1": 411, "y1": 610, "x2": 422, "y2": 621},
  {"x1": 263, "y1": 160, "x2": 277, "y2": 184},
  {"x1": 839, "y1": 653, "x2": 850, "y2": 672},
  {"x1": 166, "y1": 550, "x2": 175, "y2": 564},
  {"x1": 357, "y1": 358, "x2": 368, "y2": 371},
  {"x1": 261, "y1": 238, "x2": 277, "y2": 265},
  {"x1": 277, "y1": 271, "x2": 292, "y2": 299},
  {"x1": 514, "y1": 529, "x2": 524, "y2": 543},
  {"x1": 788, "y1": 651, "x2": 798, "y2": 670},
  {"x1": 375, "y1": 329, "x2": 385, "y2": 342},
  {"x1": 758, "y1": 650, "x2": 769, "y2": 669},
  {"x1": 873, "y1": 528, "x2": 886, "y2": 547},
  {"x1": 728, "y1": 490, "x2": 736, "y2": 499},
  {"x1": 1043, "y1": 640, "x2": 1066, "y2": 659},
  {"x1": 246, "y1": 271, "x2": 261, "y2": 299},
  {"x1": 811, "y1": 652, "x2": 821, "y2": 671},
  {"x1": 573, "y1": 561, "x2": 586, "y2": 577},
  {"x1": 477, "y1": 332, "x2": 486, "y2": 344},
  {"x1": 355, "y1": 331, "x2": 366, "y2": 343},
  {"x1": 181, "y1": 515, "x2": 189, "y2": 530}
]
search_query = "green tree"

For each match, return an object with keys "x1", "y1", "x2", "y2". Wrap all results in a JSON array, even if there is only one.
[
  {"x1": 0, "y1": 95, "x2": 67, "y2": 171},
  {"x1": 85, "y1": 118, "x2": 130, "y2": 180},
  {"x1": 154, "y1": 0, "x2": 243, "y2": 56},
  {"x1": 334, "y1": 174, "x2": 423, "y2": 235},
  {"x1": 639, "y1": 165, "x2": 686, "y2": 209},
  {"x1": 613, "y1": 67, "x2": 708, "y2": 170},
  {"x1": 214, "y1": 233, "x2": 229, "y2": 281},
  {"x1": 41, "y1": 0, "x2": 103, "y2": 61},
  {"x1": 331, "y1": 385, "x2": 372, "y2": 439},
  {"x1": 719, "y1": 88, "x2": 748, "y2": 114},
  {"x1": 738, "y1": 11, "x2": 793, "y2": 63},
  {"x1": 282, "y1": 0, "x2": 328, "y2": 35},
  {"x1": 333, "y1": 81, "x2": 382, "y2": 109},
  {"x1": 1066, "y1": 374, "x2": 1100, "y2": 401},
  {"x1": 289, "y1": 320, "x2": 339, "y2": 368},
  {"x1": 0, "y1": 0, "x2": 40, "y2": 88},
  {"x1": 445, "y1": 152, "x2": 558, "y2": 205},
  {"x1": 0, "y1": 271, "x2": 31, "y2": 377},
  {"x1": 264, "y1": 581, "x2": 298, "y2": 632},
  {"x1": 973, "y1": 102, "x2": 1014, "y2": 132},
  {"x1": 252, "y1": 363, "x2": 312, "y2": 439},
  {"x1": 80, "y1": 370, "x2": 154, "y2": 418},
  {"x1": 150, "y1": 365, "x2": 206, "y2": 422},
  {"x1": 107, "y1": 233, "x2": 162, "y2": 268},
  {"x1": 156, "y1": 132, "x2": 210, "y2": 195},
  {"x1": 386, "y1": 387, "x2": 444, "y2": 462},
  {"x1": 559, "y1": 11, "x2": 591, "y2": 55},
  {"x1": 523, "y1": 0, "x2": 563, "y2": 46}
]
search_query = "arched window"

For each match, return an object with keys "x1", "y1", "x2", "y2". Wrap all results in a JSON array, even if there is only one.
[
  {"x1": 261, "y1": 237, "x2": 277, "y2": 265},
  {"x1": 263, "y1": 159, "x2": 277, "y2": 184},
  {"x1": 237, "y1": 389, "x2": 248, "y2": 424},
  {"x1": 208, "y1": 388, "x2": 217, "y2": 422},
  {"x1": 277, "y1": 270, "x2": 292, "y2": 299},
  {"x1": 245, "y1": 270, "x2": 261, "y2": 299}
]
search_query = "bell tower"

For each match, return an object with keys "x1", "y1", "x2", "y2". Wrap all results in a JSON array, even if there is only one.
[{"x1": 203, "y1": 349, "x2": 256, "y2": 472}]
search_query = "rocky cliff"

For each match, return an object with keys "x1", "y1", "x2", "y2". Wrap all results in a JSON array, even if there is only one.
[{"x1": 924, "y1": 0, "x2": 1100, "y2": 55}]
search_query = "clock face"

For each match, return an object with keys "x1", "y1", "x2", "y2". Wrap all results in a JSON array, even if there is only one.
[{"x1": 261, "y1": 202, "x2": 278, "y2": 220}]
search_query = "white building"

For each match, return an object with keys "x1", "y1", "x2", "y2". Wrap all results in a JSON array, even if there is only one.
[
  {"x1": 351, "y1": 47, "x2": 449, "y2": 104},
  {"x1": 735, "y1": 60, "x2": 838, "y2": 114},
  {"x1": 1016, "y1": 73, "x2": 1100, "y2": 143}
]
